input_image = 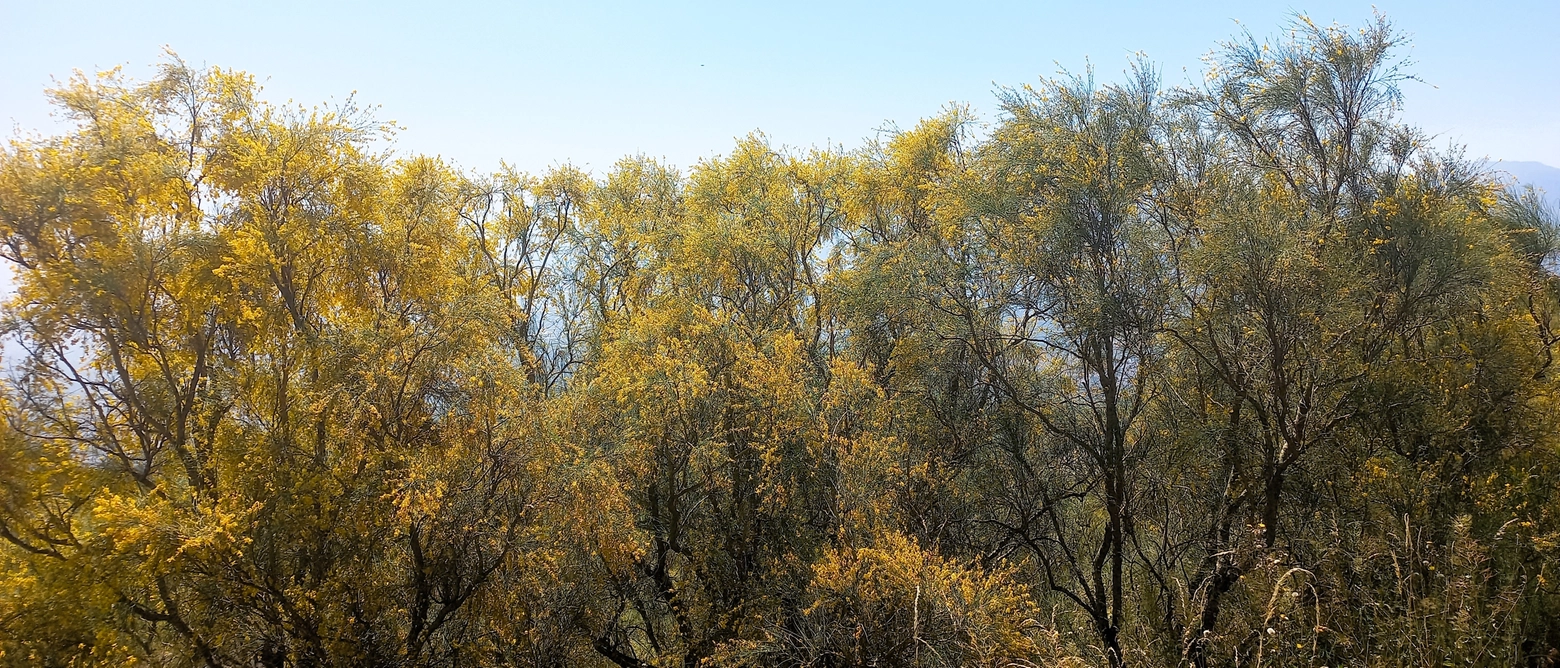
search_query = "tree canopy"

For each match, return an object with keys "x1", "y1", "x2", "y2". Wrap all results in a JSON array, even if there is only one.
[{"x1": 2, "y1": 14, "x2": 1558, "y2": 668}]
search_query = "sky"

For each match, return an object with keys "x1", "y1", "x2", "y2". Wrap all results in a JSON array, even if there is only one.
[{"x1": 2, "y1": 1, "x2": 1558, "y2": 177}]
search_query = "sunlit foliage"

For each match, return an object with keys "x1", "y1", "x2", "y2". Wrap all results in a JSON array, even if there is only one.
[{"x1": 2, "y1": 14, "x2": 1558, "y2": 668}]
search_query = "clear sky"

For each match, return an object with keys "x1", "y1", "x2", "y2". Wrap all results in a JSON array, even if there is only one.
[{"x1": 2, "y1": 1, "x2": 1557, "y2": 175}]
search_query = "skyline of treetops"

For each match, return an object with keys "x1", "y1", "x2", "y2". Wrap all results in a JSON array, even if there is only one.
[{"x1": 1, "y1": 12, "x2": 1558, "y2": 668}]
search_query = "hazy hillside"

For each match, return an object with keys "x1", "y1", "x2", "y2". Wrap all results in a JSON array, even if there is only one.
[{"x1": 1497, "y1": 160, "x2": 1560, "y2": 204}]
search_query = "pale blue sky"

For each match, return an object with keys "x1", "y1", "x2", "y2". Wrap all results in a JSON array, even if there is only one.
[{"x1": 2, "y1": 1, "x2": 1557, "y2": 175}]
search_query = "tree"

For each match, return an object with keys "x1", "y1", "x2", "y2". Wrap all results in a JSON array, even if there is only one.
[{"x1": 4, "y1": 16, "x2": 1560, "y2": 668}]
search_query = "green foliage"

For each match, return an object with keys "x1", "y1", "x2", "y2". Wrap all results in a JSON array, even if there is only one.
[{"x1": 2, "y1": 14, "x2": 1558, "y2": 668}]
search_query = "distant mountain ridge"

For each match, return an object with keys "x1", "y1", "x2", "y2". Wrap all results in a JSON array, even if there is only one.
[{"x1": 1494, "y1": 160, "x2": 1560, "y2": 206}]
